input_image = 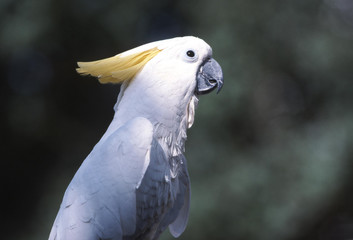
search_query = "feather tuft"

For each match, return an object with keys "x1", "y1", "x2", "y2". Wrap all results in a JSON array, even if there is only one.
[{"x1": 76, "y1": 47, "x2": 161, "y2": 84}]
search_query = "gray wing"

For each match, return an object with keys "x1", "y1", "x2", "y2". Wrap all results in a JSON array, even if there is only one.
[
  {"x1": 49, "y1": 117, "x2": 154, "y2": 240},
  {"x1": 129, "y1": 138, "x2": 191, "y2": 240}
]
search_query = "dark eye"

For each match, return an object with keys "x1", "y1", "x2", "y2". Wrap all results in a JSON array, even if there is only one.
[
  {"x1": 183, "y1": 49, "x2": 198, "y2": 62},
  {"x1": 186, "y1": 50, "x2": 195, "y2": 58}
]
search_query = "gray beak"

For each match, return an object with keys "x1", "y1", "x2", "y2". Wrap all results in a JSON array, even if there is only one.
[{"x1": 195, "y1": 58, "x2": 224, "y2": 95}]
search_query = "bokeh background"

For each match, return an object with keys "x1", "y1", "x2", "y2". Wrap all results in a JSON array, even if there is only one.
[{"x1": 2, "y1": 0, "x2": 353, "y2": 239}]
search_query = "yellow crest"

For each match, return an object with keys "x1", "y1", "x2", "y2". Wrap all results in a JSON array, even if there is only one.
[{"x1": 76, "y1": 47, "x2": 161, "y2": 84}]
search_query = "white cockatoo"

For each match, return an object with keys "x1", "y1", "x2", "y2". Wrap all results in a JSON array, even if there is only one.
[{"x1": 49, "y1": 36, "x2": 223, "y2": 240}]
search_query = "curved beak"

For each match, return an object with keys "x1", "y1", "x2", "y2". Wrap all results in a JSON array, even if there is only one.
[{"x1": 195, "y1": 58, "x2": 224, "y2": 95}]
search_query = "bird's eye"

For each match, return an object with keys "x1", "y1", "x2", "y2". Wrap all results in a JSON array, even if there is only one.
[
  {"x1": 186, "y1": 50, "x2": 195, "y2": 58},
  {"x1": 183, "y1": 49, "x2": 198, "y2": 62}
]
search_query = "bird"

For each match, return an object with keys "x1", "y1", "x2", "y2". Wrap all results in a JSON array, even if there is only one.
[{"x1": 49, "y1": 36, "x2": 223, "y2": 240}]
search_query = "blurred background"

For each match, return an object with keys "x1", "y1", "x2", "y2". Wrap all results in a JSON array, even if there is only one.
[{"x1": 1, "y1": 0, "x2": 353, "y2": 239}]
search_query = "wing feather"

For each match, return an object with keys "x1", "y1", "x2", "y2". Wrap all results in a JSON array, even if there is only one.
[
  {"x1": 49, "y1": 117, "x2": 153, "y2": 240},
  {"x1": 130, "y1": 138, "x2": 191, "y2": 240},
  {"x1": 168, "y1": 157, "x2": 191, "y2": 237}
]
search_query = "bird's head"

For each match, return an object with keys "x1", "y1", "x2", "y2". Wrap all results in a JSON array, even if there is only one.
[{"x1": 76, "y1": 36, "x2": 223, "y2": 100}]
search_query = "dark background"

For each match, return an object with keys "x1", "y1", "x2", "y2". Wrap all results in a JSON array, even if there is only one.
[{"x1": 2, "y1": 0, "x2": 353, "y2": 239}]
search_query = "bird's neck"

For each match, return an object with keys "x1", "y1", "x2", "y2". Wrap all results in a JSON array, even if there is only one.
[{"x1": 99, "y1": 82, "x2": 198, "y2": 155}]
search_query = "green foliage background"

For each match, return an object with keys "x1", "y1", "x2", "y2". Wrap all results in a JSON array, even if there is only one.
[{"x1": 2, "y1": 0, "x2": 353, "y2": 239}]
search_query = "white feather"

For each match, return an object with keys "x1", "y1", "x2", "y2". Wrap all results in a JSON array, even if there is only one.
[
  {"x1": 49, "y1": 117, "x2": 153, "y2": 240},
  {"x1": 50, "y1": 36, "x2": 214, "y2": 240}
]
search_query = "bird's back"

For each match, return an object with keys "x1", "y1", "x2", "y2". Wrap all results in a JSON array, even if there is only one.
[{"x1": 49, "y1": 117, "x2": 190, "y2": 240}]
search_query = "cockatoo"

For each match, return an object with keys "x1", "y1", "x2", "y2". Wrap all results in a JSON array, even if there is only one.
[{"x1": 49, "y1": 36, "x2": 223, "y2": 240}]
